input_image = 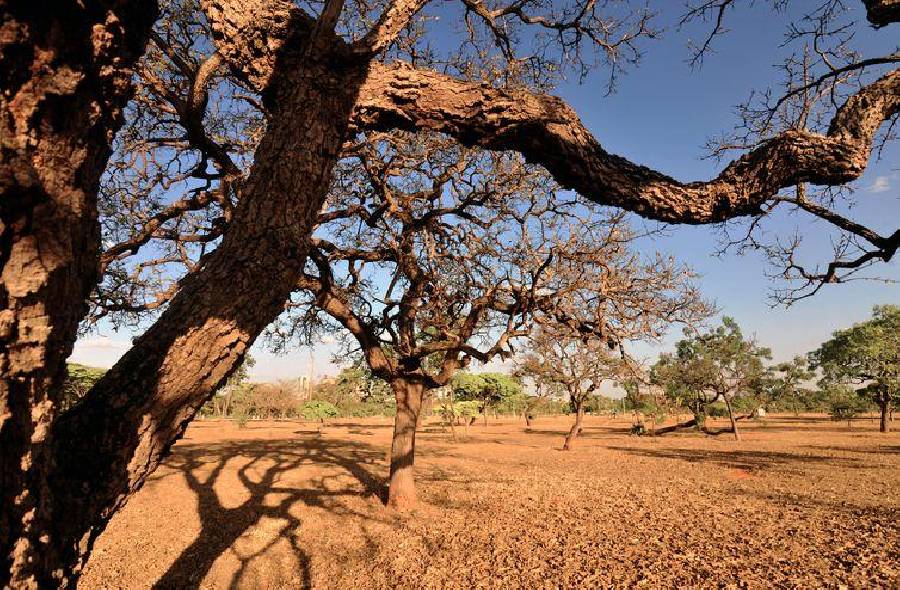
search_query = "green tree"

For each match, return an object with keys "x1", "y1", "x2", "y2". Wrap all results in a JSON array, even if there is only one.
[
  {"x1": 298, "y1": 400, "x2": 341, "y2": 424},
  {"x1": 314, "y1": 363, "x2": 394, "y2": 415},
  {"x1": 811, "y1": 305, "x2": 899, "y2": 432},
  {"x1": 59, "y1": 364, "x2": 108, "y2": 413},
  {"x1": 451, "y1": 372, "x2": 525, "y2": 426},
  {"x1": 757, "y1": 357, "x2": 815, "y2": 415},
  {"x1": 651, "y1": 318, "x2": 771, "y2": 440}
]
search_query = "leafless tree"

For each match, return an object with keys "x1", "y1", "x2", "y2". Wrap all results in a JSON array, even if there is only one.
[
  {"x1": 518, "y1": 328, "x2": 625, "y2": 451},
  {"x1": 1, "y1": 0, "x2": 898, "y2": 584},
  {"x1": 264, "y1": 131, "x2": 706, "y2": 506}
]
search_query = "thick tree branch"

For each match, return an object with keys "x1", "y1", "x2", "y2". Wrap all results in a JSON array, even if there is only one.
[
  {"x1": 353, "y1": 62, "x2": 900, "y2": 224},
  {"x1": 864, "y1": 0, "x2": 900, "y2": 27},
  {"x1": 207, "y1": 0, "x2": 898, "y2": 227}
]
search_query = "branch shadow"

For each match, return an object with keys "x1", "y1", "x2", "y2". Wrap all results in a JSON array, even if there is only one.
[
  {"x1": 803, "y1": 444, "x2": 900, "y2": 455},
  {"x1": 150, "y1": 436, "x2": 388, "y2": 589},
  {"x1": 606, "y1": 446, "x2": 869, "y2": 473}
]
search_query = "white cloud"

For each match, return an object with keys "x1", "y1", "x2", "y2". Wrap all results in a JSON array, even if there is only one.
[
  {"x1": 869, "y1": 175, "x2": 891, "y2": 194},
  {"x1": 76, "y1": 336, "x2": 131, "y2": 351},
  {"x1": 68, "y1": 336, "x2": 132, "y2": 368}
]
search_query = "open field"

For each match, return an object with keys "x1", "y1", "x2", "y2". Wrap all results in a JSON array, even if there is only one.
[{"x1": 80, "y1": 415, "x2": 899, "y2": 589}]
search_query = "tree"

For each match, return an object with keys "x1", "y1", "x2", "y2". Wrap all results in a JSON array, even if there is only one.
[
  {"x1": 759, "y1": 357, "x2": 815, "y2": 415},
  {"x1": 266, "y1": 129, "x2": 706, "y2": 507},
  {"x1": 252, "y1": 381, "x2": 302, "y2": 419},
  {"x1": 518, "y1": 327, "x2": 627, "y2": 450},
  {"x1": 651, "y1": 318, "x2": 771, "y2": 440},
  {"x1": 58, "y1": 365, "x2": 108, "y2": 413},
  {"x1": 298, "y1": 400, "x2": 340, "y2": 424},
  {"x1": 451, "y1": 372, "x2": 525, "y2": 426},
  {"x1": 2, "y1": 0, "x2": 898, "y2": 583},
  {"x1": 437, "y1": 399, "x2": 481, "y2": 438},
  {"x1": 620, "y1": 379, "x2": 672, "y2": 436},
  {"x1": 811, "y1": 305, "x2": 899, "y2": 432},
  {"x1": 313, "y1": 363, "x2": 394, "y2": 414}
]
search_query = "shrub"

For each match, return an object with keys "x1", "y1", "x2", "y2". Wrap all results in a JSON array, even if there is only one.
[
  {"x1": 829, "y1": 399, "x2": 865, "y2": 428},
  {"x1": 299, "y1": 400, "x2": 340, "y2": 422}
]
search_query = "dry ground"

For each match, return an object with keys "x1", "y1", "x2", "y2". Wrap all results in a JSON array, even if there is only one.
[{"x1": 80, "y1": 414, "x2": 899, "y2": 589}]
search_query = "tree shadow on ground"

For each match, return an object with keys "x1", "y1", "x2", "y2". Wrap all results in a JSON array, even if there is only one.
[
  {"x1": 738, "y1": 487, "x2": 900, "y2": 519},
  {"x1": 150, "y1": 437, "x2": 389, "y2": 589},
  {"x1": 520, "y1": 424, "x2": 633, "y2": 438},
  {"x1": 606, "y1": 446, "x2": 870, "y2": 473},
  {"x1": 803, "y1": 444, "x2": 900, "y2": 455}
]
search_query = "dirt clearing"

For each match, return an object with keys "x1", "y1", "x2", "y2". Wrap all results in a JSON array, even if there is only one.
[{"x1": 80, "y1": 415, "x2": 899, "y2": 588}]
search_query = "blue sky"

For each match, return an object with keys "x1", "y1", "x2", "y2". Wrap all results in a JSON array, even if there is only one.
[{"x1": 69, "y1": 2, "x2": 899, "y2": 380}]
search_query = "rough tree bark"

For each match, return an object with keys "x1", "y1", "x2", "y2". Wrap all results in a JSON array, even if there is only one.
[
  {"x1": 203, "y1": 0, "x2": 900, "y2": 226},
  {"x1": 388, "y1": 377, "x2": 425, "y2": 509},
  {"x1": 47, "y1": 48, "x2": 367, "y2": 583},
  {"x1": 0, "y1": 2, "x2": 157, "y2": 587},
  {"x1": 864, "y1": 0, "x2": 900, "y2": 26},
  {"x1": 3, "y1": 1, "x2": 368, "y2": 583},
  {"x1": 353, "y1": 65, "x2": 900, "y2": 225},
  {"x1": 563, "y1": 401, "x2": 585, "y2": 450}
]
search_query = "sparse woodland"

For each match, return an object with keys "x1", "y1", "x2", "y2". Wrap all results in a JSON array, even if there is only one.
[{"x1": 2, "y1": 0, "x2": 899, "y2": 586}]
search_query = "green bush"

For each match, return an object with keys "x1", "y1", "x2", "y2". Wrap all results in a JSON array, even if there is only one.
[
  {"x1": 829, "y1": 398, "x2": 867, "y2": 427},
  {"x1": 706, "y1": 402, "x2": 729, "y2": 417},
  {"x1": 299, "y1": 400, "x2": 340, "y2": 422},
  {"x1": 336, "y1": 399, "x2": 396, "y2": 417}
]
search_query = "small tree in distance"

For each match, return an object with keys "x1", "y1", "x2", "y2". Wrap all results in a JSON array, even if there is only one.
[
  {"x1": 518, "y1": 326, "x2": 631, "y2": 450},
  {"x1": 450, "y1": 372, "x2": 525, "y2": 426},
  {"x1": 651, "y1": 318, "x2": 771, "y2": 441}
]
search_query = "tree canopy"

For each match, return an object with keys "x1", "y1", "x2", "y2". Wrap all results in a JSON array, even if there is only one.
[
  {"x1": 651, "y1": 317, "x2": 772, "y2": 439},
  {"x1": 811, "y1": 305, "x2": 899, "y2": 432}
]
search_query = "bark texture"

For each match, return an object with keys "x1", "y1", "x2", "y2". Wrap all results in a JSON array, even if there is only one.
[
  {"x1": 201, "y1": 0, "x2": 899, "y2": 226},
  {"x1": 5, "y1": 0, "x2": 366, "y2": 583},
  {"x1": 49, "y1": 44, "x2": 367, "y2": 580},
  {"x1": 864, "y1": 0, "x2": 900, "y2": 26},
  {"x1": 0, "y1": 2, "x2": 156, "y2": 586},
  {"x1": 388, "y1": 378, "x2": 424, "y2": 509},
  {"x1": 879, "y1": 399, "x2": 891, "y2": 433},
  {"x1": 353, "y1": 64, "x2": 900, "y2": 224},
  {"x1": 562, "y1": 403, "x2": 585, "y2": 451}
]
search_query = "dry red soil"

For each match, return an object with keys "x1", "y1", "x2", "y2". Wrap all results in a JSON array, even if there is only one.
[{"x1": 80, "y1": 414, "x2": 899, "y2": 589}]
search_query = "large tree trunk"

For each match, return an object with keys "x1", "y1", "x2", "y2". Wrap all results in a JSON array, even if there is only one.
[
  {"x1": 388, "y1": 377, "x2": 425, "y2": 509},
  {"x1": 879, "y1": 397, "x2": 891, "y2": 433},
  {"x1": 0, "y1": 2, "x2": 156, "y2": 587},
  {"x1": 2, "y1": 23, "x2": 364, "y2": 581},
  {"x1": 563, "y1": 400, "x2": 585, "y2": 450}
]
